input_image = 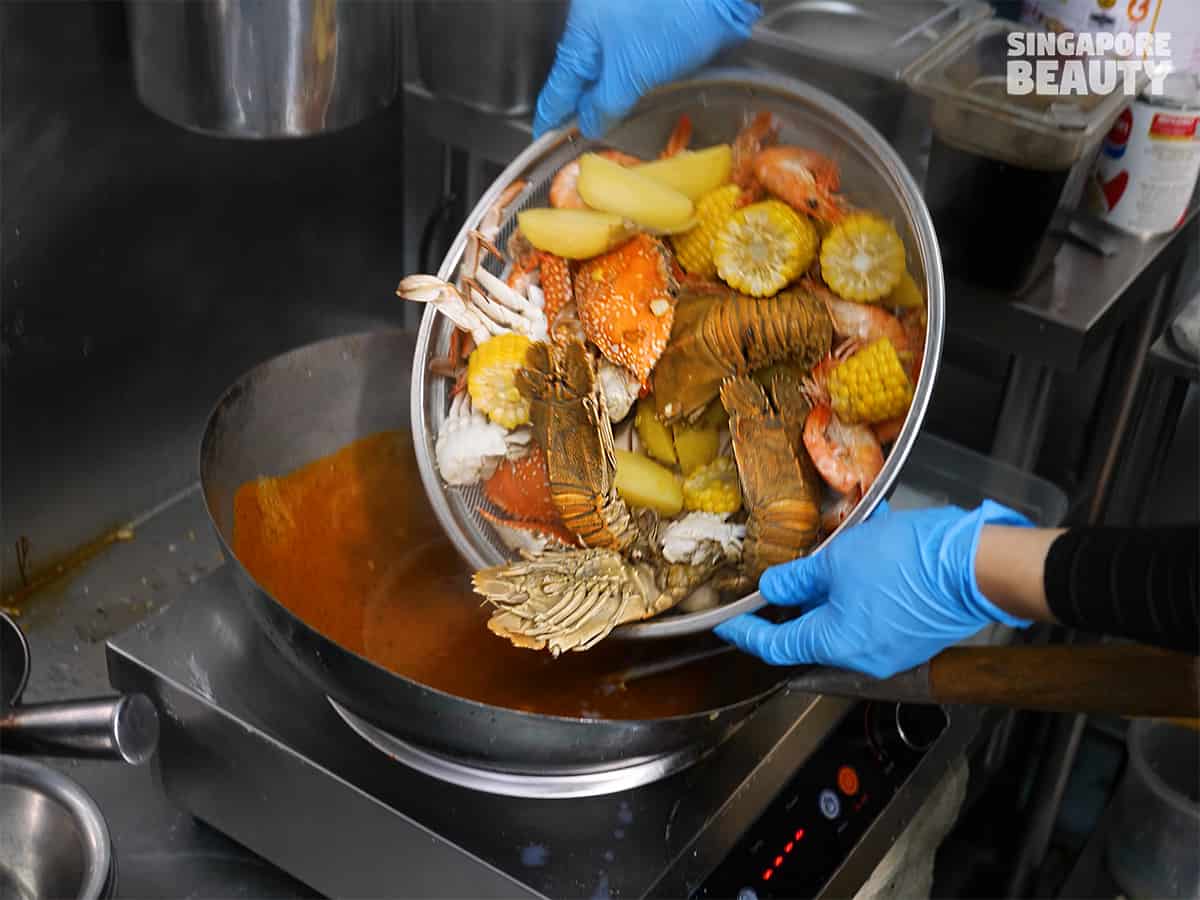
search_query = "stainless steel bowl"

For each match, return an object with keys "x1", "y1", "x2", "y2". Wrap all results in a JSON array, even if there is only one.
[
  {"x1": 0, "y1": 756, "x2": 114, "y2": 900},
  {"x1": 126, "y1": 0, "x2": 403, "y2": 138},
  {"x1": 411, "y1": 69, "x2": 945, "y2": 638}
]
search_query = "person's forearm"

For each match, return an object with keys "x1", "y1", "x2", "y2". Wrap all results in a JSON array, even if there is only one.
[
  {"x1": 1041, "y1": 524, "x2": 1199, "y2": 654},
  {"x1": 974, "y1": 525, "x2": 1066, "y2": 624}
]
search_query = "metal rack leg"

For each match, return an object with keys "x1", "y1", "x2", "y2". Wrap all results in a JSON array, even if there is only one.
[
  {"x1": 990, "y1": 359, "x2": 1056, "y2": 471},
  {"x1": 1004, "y1": 711, "x2": 1089, "y2": 898},
  {"x1": 1133, "y1": 377, "x2": 1192, "y2": 525},
  {"x1": 1003, "y1": 261, "x2": 1186, "y2": 897},
  {"x1": 1085, "y1": 264, "x2": 1180, "y2": 524}
]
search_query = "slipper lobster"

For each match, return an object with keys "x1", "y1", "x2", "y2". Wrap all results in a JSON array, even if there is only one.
[{"x1": 652, "y1": 285, "x2": 833, "y2": 423}]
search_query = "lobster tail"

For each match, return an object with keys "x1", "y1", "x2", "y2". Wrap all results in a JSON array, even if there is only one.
[{"x1": 653, "y1": 287, "x2": 834, "y2": 422}]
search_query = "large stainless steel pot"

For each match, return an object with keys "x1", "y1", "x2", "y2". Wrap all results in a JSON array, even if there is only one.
[
  {"x1": 412, "y1": 0, "x2": 567, "y2": 115},
  {"x1": 199, "y1": 330, "x2": 784, "y2": 773},
  {"x1": 126, "y1": 0, "x2": 402, "y2": 138}
]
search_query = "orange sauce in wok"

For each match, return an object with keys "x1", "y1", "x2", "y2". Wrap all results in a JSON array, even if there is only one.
[{"x1": 232, "y1": 431, "x2": 774, "y2": 719}]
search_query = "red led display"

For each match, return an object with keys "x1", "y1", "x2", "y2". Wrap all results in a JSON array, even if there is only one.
[{"x1": 761, "y1": 827, "x2": 808, "y2": 882}]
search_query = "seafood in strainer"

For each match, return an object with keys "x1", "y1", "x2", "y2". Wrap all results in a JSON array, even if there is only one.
[{"x1": 397, "y1": 109, "x2": 929, "y2": 653}]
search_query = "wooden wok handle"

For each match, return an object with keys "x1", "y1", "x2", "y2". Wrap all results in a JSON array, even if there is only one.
[{"x1": 927, "y1": 644, "x2": 1200, "y2": 718}]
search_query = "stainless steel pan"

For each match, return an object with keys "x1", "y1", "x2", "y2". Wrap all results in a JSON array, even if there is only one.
[
  {"x1": 199, "y1": 329, "x2": 786, "y2": 774},
  {"x1": 197, "y1": 332, "x2": 1200, "y2": 775}
]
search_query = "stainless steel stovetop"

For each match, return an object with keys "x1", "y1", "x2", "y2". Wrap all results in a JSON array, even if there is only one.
[{"x1": 106, "y1": 566, "x2": 977, "y2": 899}]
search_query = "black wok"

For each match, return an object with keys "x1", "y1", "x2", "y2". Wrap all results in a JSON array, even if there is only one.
[{"x1": 199, "y1": 329, "x2": 786, "y2": 774}]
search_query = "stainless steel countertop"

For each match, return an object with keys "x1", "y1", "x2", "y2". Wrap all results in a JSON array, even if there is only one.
[
  {"x1": 12, "y1": 488, "x2": 314, "y2": 898},
  {"x1": 946, "y1": 210, "x2": 1200, "y2": 372}
]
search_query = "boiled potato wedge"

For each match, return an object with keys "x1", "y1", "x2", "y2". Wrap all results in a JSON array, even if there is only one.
[
  {"x1": 635, "y1": 145, "x2": 734, "y2": 201},
  {"x1": 673, "y1": 423, "x2": 720, "y2": 475},
  {"x1": 698, "y1": 397, "x2": 728, "y2": 430},
  {"x1": 884, "y1": 269, "x2": 925, "y2": 309},
  {"x1": 614, "y1": 449, "x2": 683, "y2": 517},
  {"x1": 516, "y1": 208, "x2": 632, "y2": 260},
  {"x1": 577, "y1": 154, "x2": 695, "y2": 235},
  {"x1": 635, "y1": 397, "x2": 677, "y2": 466}
]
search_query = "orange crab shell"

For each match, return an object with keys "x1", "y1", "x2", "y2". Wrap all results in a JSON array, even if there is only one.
[
  {"x1": 538, "y1": 252, "x2": 574, "y2": 329},
  {"x1": 482, "y1": 447, "x2": 560, "y2": 525},
  {"x1": 574, "y1": 234, "x2": 678, "y2": 384}
]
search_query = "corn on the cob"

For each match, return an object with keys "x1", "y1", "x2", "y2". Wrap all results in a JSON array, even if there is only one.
[
  {"x1": 672, "y1": 184, "x2": 741, "y2": 278},
  {"x1": 682, "y1": 455, "x2": 742, "y2": 515},
  {"x1": 467, "y1": 333, "x2": 534, "y2": 429},
  {"x1": 826, "y1": 337, "x2": 913, "y2": 425},
  {"x1": 713, "y1": 200, "x2": 818, "y2": 298},
  {"x1": 819, "y1": 213, "x2": 905, "y2": 303}
]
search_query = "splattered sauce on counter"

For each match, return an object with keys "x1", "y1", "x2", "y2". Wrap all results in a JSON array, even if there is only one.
[{"x1": 232, "y1": 431, "x2": 775, "y2": 719}]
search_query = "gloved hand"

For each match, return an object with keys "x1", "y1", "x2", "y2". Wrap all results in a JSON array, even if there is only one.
[
  {"x1": 533, "y1": 0, "x2": 761, "y2": 139},
  {"x1": 714, "y1": 501, "x2": 1034, "y2": 678}
]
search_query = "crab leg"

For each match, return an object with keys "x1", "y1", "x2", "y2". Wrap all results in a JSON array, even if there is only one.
[
  {"x1": 397, "y1": 275, "x2": 493, "y2": 345},
  {"x1": 462, "y1": 180, "x2": 526, "y2": 283},
  {"x1": 466, "y1": 270, "x2": 547, "y2": 341}
]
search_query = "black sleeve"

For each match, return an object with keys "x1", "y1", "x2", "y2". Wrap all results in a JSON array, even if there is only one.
[{"x1": 1043, "y1": 525, "x2": 1199, "y2": 654}]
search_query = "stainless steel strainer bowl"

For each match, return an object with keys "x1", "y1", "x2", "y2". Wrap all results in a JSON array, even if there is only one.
[{"x1": 411, "y1": 69, "x2": 944, "y2": 639}]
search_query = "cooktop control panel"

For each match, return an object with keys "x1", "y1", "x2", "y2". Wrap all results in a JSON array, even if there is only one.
[{"x1": 694, "y1": 701, "x2": 948, "y2": 900}]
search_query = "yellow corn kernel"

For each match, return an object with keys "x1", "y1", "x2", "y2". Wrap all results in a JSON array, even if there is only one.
[
  {"x1": 826, "y1": 337, "x2": 913, "y2": 425},
  {"x1": 820, "y1": 213, "x2": 905, "y2": 303},
  {"x1": 713, "y1": 200, "x2": 819, "y2": 298},
  {"x1": 467, "y1": 333, "x2": 534, "y2": 429},
  {"x1": 671, "y1": 184, "x2": 741, "y2": 278},
  {"x1": 682, "y1": 456, "x2": 742, "y2": 515}
]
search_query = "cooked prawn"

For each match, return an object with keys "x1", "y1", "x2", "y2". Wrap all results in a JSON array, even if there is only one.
[
  {"x1": 754, "y1": 146, "x2": 845, "y2": 224},
  {"x1": 899, "y1": 306, "x2": 927, "y2": 381},
  {"x1": 731, "y1": 111, "x2": 778, "y2": 206},
  {"x1": 661, "y1": 113, "x2": 693, "y2": 159},
  {"x1": 803, "y1": 404, "x2": 884, "y2": 495},
  {"x1": 821, "y1": 486, "x2": 862, "y2": 534},
  {"x1": 872, "y1": 416, "x2": 905, "y2": 446},
  {"x1": 817, "y1": 284, "x2": 911, "y2": 354},
  {"x1": 549, "y1": 149, "x2": 642, "y2": 209}
]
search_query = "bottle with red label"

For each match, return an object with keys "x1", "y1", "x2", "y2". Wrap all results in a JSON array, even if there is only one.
[{"x1": 1088, "y1": 73, "x2": 1200, "y2": 236}]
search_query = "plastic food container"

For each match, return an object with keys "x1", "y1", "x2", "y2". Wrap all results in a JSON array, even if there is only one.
[
  {"x1": 890, "y1": 433, "x2": 1068, "y2": 526},
  {"x1": 905, "y1": 16, "x2": 1133, "y2": 294},
  {"x1": 729, "y1": 0, "x2": 990, "y2": 179},
  {"x1": 1105, "y1": 719, "x2": 1200, "y2": 899}
]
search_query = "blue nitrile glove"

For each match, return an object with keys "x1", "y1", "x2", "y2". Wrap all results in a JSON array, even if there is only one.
[
  {"x1": 533, "y1": 0, "x2": 761, "y2": 139},
  {"x1": 714, "y1": 501, "x2": 1034, "y2": 678}
]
